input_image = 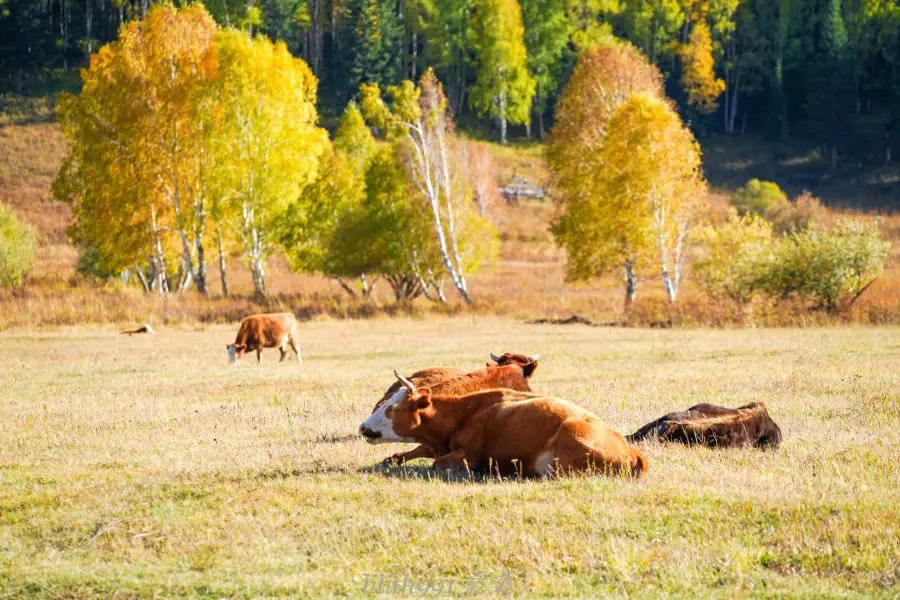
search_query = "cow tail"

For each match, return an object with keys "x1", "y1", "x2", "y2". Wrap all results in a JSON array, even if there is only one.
[{"x1": 629, "y1": 447, "x2": 648, "y2": 478}]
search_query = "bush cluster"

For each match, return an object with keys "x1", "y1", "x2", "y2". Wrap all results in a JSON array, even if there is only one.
[
  {"x1": 0, "y1": 203, "x2": 36, "y2": 289},
  {"x1": 695, "y1": 206, "x2": 890, "y2": 312}
]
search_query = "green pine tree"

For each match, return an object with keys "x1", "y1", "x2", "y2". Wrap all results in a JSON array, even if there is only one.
[
  {"x1": 806, "y1": 0, "x2": 853, "y2": 168},
  {"x1": 349, "y1": 0, "x2": 404, "y2": 92},
  {"x1": 521, "y1": 0, "x2": 570, "y2": 138}
]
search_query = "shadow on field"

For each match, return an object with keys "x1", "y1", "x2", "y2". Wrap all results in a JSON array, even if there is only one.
[{"x1": 361, "y1": 461, "x2": 534, "y2": 484}]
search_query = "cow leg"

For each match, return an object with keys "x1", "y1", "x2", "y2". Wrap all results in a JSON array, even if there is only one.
[
  {"x1": 279, "y1": 347, "x2": 287, "y2": 362},
  {"x1": 385, "y1": 445, "x2": 435, "y2": 465},
  {"x1": 433, "y1": 449, "x2": 468, "y2": 471},
  {"x1": 289, "y1": 339, "x2": 302, "y2": 363},
  {"x1": 436, "y1": 417, "x2": 488, "y2": 472},
  {"x1": 256, "y1": 349, "x2": 262, "y2": 363},
  {"x1": 625, "y1": 416, "x2": 669, "y2": 443}
]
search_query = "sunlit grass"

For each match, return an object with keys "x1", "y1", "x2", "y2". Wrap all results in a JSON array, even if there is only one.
[{"x1": 1, "y1": 319, "x2": 898, "y2": 597}]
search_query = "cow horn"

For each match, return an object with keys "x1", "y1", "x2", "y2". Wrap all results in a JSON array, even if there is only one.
[
  {"x1": 490, "y1": 352, "x2": 502, "y2": 362},
  {"x1": 528, "y1": 353, "x2": 540, "y2": 361},
  {"x1": 393, "y1": 369, "x2": 416, "y2": 394}
]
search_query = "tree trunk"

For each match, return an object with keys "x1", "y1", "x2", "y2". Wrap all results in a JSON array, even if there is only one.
[
  {"x1": 411, "y1": 31, "x2": 418, "y2": 79},
  {"x1": 335, "y1": 277, "x2": 357, "y2": 297},
  {"x1": 216, "y1": 228, "x2": 229, "y2": 297},
  {"x1": 86, "y1": 0, "x2": 93, "y2": 54},
  {"x1": 360, "y1": 274, "x2": 377, "y2": 298},
  {"x1": 661, "y1": 267, "x2": 677, "y2": 303},
  {"x1": 150, "y1": 208, "x2": 169, "y2": 295},
  {"x1": 624, "y1": 260, "x2": 638, "y2": 310},
  {"x1": 195, "y1": 232, "x2": 208, "y2": 296},
  {"x1": 499, "y1": 90, "x2": 508, "y2": 145},
  {"x1": 250, "y1": 253, "x2": 266, "y2": 298},
  {"x1": 135, "y1": 265, "x2": 151, "y2": 293}
]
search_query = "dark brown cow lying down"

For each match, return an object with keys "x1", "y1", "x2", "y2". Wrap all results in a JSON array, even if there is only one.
[
  {"x1": 360, "y1": 352, "x2": 540, "y2": 464},
  {"x1": 626, "y1": 402, "x2": 782, "y2": 449}
]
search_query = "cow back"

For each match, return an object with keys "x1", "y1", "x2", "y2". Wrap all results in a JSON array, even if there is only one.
[{"x1": 236, "y1": 313, "x2": 295, "y2": 348}]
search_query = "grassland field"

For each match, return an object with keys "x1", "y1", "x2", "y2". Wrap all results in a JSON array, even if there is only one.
[{"x1": 1, "y1": 318, "x2": 899, "y2": 598}]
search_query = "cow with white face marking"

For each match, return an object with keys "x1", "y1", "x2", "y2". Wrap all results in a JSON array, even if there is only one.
[
  {"x1": 359, "y1": 352, "x2": 540, "y2": 463},
  {"x1": 225, "y1": 313, "x2": 303, "y2": 365},
  {"x1": 366, "y1": 371, "x2": 648, "y2": 478}
]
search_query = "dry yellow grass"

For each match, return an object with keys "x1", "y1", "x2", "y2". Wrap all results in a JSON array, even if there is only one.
[{"x1": 1, "y1": 318, "x2": 898, "y2": 597}]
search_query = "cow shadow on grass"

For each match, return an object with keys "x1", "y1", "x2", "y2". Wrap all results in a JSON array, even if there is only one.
[{"x1": 361, "y1": 461, "x2": 530, "y2": 484}]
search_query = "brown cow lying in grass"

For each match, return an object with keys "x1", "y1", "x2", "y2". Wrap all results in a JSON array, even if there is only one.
[
  {"x1": 225, "y1": 313, "x2": 302, "y2": 365},
  {"x1": 120, "y1": 324, "x2": 154, "y2": 335},
  {"x1": 626, "y1": 402, "x2": 782, "y2": 449},
  {"x1": 360, "y1": 353, "x2": 539, "y2": 464},
  {"x1": 361, "y1": 371, "x2": 648, "y2": 478}
]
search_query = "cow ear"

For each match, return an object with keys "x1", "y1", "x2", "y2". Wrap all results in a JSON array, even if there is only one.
[
  {"x1": 415, "y1": 393, "x2": 432, "y2": 410},
  {"x1": 522, "y1": 361, "x2": 538, "y2": 379}
]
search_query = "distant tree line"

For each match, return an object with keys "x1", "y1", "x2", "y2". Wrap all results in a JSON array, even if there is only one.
[{"x1": 2, "y1": 0, "x2": 900, "y2": 163}]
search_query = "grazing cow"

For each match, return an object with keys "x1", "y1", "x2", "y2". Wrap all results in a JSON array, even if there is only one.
[
  {"x1": 360, "y1": 371, "x2": 647, "y2": 478},
  {"x1": 361, "y1": 353, "x2": 540, "y2": 464},
  {"x1": 120, "y1": 324, "x2": 154, "y2": 335},
  {"x1": 626, "y1": 402, "x2": 782, "y2": 449},
  {"x1": 225, "y1": 313, "x2": 302, "y2": 365}
]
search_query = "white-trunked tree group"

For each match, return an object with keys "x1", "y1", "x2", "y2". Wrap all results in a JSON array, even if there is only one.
[{"x1": 54, "y1": 3, "x2": 496, "y2": 302}]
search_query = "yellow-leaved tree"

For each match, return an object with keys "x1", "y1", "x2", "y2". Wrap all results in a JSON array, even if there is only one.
[
  {"x1": 598, "y1": 93, "x2": 707, "y2": 303},
  {"x1": 56, "y1": 6, "x2": 329, "y2": 299},
  {"x1": 206, "y1": 29, "x2": 329, "y2": 297},
  {"x1": 468, "y1": 0, "x2": 536, "y2": 144},
  {"x1": 679, "y1": 20, "x2": 726, "y2": 114},
  {"x1": 56, "y1": 4, "x2": 219, "y2": 294},
  {"x1": 547, "y1": 41, "x2": 665, "y2": 305}
]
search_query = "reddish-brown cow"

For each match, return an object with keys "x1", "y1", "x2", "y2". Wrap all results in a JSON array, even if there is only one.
[
  {"x1": 362, "y1": 372, "x2": 648, "y2": 478},
  {"x1": 361, "y1": 353, "x2": 540, "y2": 464},
  {"x1": 226, "y1": 313, "x2": 302, "y2": 365}
]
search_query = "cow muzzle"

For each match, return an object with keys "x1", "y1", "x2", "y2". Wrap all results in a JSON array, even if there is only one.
[{"x1": 359, "y1": 425, "x2": 382, "y2": 442}]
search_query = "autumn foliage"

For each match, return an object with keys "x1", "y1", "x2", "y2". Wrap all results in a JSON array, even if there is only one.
[
  {"x1": 548, "y1": 42, "x2": 708, "y2": 306},
  {"x1": 54, "y1": 4, "x2": 328, "y2": 298}
]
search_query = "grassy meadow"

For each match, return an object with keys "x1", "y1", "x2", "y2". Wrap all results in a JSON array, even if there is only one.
[{"x1": 1, "y1": 318, "x2": 899, "y2": 598}]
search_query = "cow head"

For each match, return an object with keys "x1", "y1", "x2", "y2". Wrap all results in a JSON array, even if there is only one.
[
  {"x1": 488, "y1": 352, "x2": 539, "y2": 379},
  {"x1": 226, "y1": 343, "x2": 246, "y2": 365},
  {"x1": 359, "y1": 370, "x2": 429, "y2": 444}
]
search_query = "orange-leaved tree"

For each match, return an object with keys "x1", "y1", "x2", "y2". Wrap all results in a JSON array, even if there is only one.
[
  {"x1": 679, "y1": 19, "x2": 726, "y2": 114},
  {"x1": 547, "y1": 40, "x2": 665, "y2": 306},
  {"x1": 56, "y1": 4, "x2": 219, "y2": 295}
]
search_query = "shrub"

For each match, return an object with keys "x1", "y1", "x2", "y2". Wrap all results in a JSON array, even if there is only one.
[
  {"x1": 732, "y1": 179, "x2": 790, "y2": 219},
  {"x1": 733, "y1": 179, "x2": 830, "y2": 234},
  {"x1": 693, "y1": 211, "x2": 774, "y2": 303},
  {"x1": 762, "y1": 220, "x2": 890, "y2": 311},
  {"x1": 765, "y1": 190, "x2": 828, "y2": 233},
  {"x1": 0, "y1": 203, "x2": 37, "y2": 288}
]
